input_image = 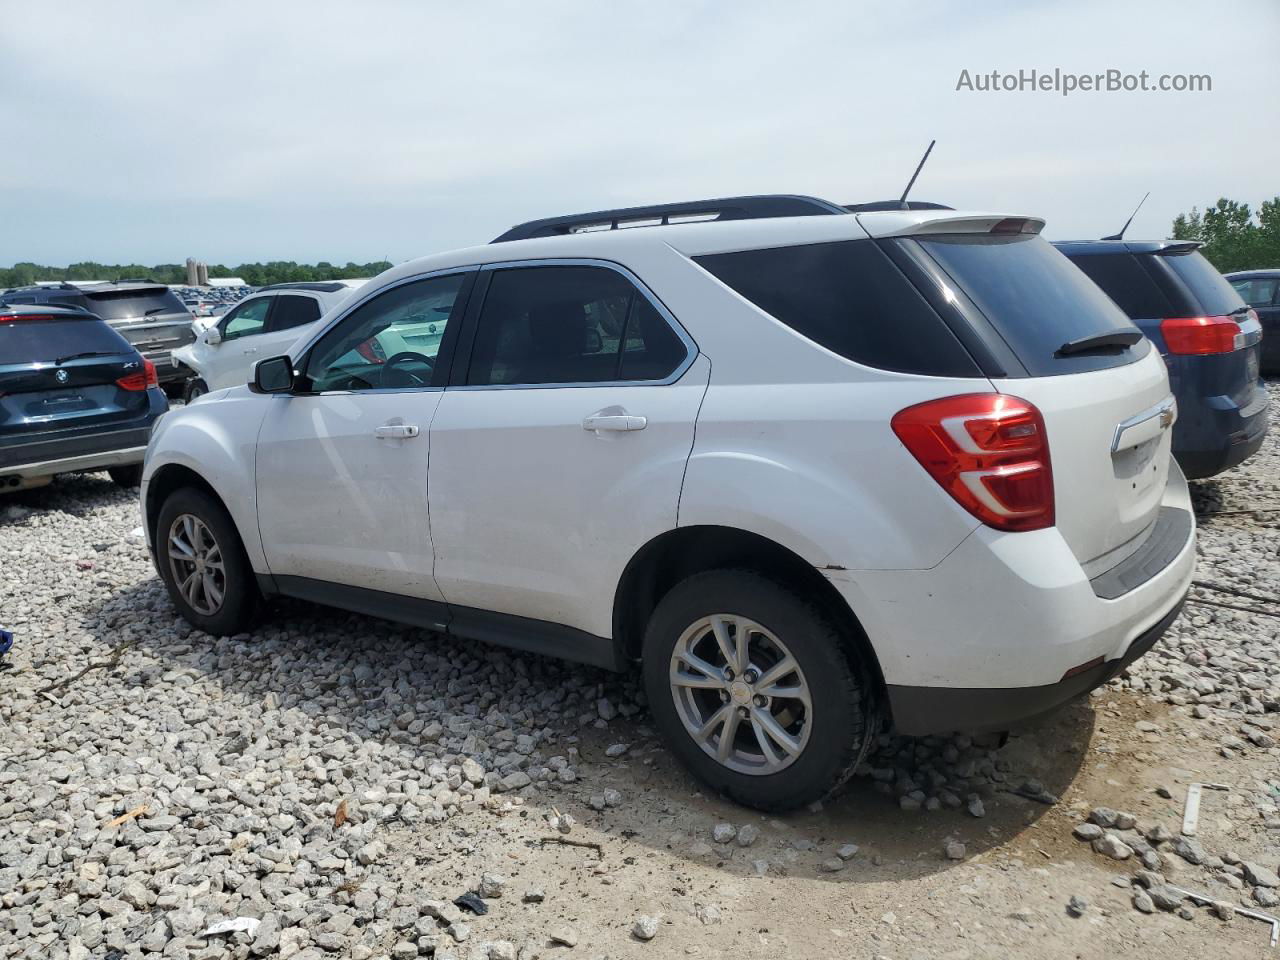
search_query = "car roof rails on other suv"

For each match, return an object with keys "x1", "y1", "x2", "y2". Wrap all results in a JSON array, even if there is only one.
[
  {"x1": 257, "y1": 282, "x2": 356, "y2": 293},
  {"x1": 491, "y1": 194, "x2": 850, "y2": 243}
]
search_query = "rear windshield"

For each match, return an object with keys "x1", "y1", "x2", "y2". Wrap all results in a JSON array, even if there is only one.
[
  {"x1": 693, "y1": 239, "x2": 980, "y2": 376},
  {"x1": 1060, "y1": 252, "x2": 1174, "y2": 319},
  {"x1": 0, "y1": 316, "x2": 132, "y2": 364},
  {"x1": 912, "y1": 233, "x2": 1144, "y2": 376},
  {"x1": 81, "y1": 287, "x2": 191, "y2": 320},
  {"x1": 1159, "y1": 250, "x2": 1246, "y2": 316}
]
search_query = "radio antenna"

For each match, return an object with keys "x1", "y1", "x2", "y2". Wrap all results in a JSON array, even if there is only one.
[
  {"x1": 899, "y1": 140, "x2": 936, "y2": 208},
  {"x1": 1101, "y1": 192, "x2": 1150, "y2": 241}
]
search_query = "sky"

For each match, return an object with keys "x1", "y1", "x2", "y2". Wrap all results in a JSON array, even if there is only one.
[{"x1": 2, "y1": 0, "x2": 1277, "y2": 267}]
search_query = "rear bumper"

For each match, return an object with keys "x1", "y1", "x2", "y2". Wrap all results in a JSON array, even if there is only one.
[
  {"x1": 885, "y1": 591, "x2": 1186, "y2": 734},
  {"x1": 143, "y1": 349, "x2": 188, "y2": 383},
  {"x1": 1170, "y1": 375, "x2": 1269, "y2": 479},
  {"x1": 826, "y1": 464, "x2": 1196, "y2": 735},
  {"x1": 0, "y1": 395, "x2": 164, "y2": 480}
]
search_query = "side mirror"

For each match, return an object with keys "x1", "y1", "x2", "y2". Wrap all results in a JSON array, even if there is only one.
[
  {"x1": 205, "y1": 326, "x2": 222, "y2": 346},
  {"x1": 251, "y1": 355, "x2": 296, "y2": 394}
]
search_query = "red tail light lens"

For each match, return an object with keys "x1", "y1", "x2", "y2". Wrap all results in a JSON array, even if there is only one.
[
  {"x1": 891, "y1": 393, "x2": 1054, "y2": 532},
  {"x1": 116, "y1": 358, "x2": 159, "y2": 391},
  {"x1": 1160, "y1": 315, "x2": 1244, "y2": 355},
  {"x1": 0, "y1": 313, "x2": 63, "y2": 324}
]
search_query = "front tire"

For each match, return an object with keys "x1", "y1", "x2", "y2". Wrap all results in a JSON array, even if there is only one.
[
  {"x1": 642, "y1": 569, "x2": 876, "y2": 812},
  {"x1": 155, "y1": 487, "x2": 259, "y2": 635},
  {"x1": 183, "y1": 378, "x2": 209, "y2": 404}
]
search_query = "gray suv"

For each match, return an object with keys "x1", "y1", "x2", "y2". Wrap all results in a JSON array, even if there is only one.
[{"x1": 0, "y1": 282, "x2": 195, "y2": 386}]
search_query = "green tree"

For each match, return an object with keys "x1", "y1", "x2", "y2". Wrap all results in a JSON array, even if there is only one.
[{"x1": 1170, "y1": 197, "x2": 1280, "y2": 272}]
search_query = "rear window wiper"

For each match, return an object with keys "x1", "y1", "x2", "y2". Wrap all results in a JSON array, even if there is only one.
[
  {"x1": 1056, "y1": 329, "x2": 1143, "y2": 357},
  {"x1": 55, "y1": 350, "x2": 119, "y2": 364},
  {"x1": 144, "y1": 307, "x2": 173, "y2": 317}
]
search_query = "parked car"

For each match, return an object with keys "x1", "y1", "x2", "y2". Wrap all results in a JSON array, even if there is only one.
[
  {"x1": 142, "y1": 195, "x2": 1194, "y2": 811},
  {"x1": 0, "y1": 304, "x2": 168, "y2": 492},
  {"x1": 1225, "y1": 269, "x2": 1280, "y2": 375},
  {"x1": 0, "y1": 282, "x2": 195, "y2": 387},
  {"x1": 172, "y1": 281, "x2": 365, "y2": 402},
  {"x1": 1055, "y1": 241, "x2": 1267, "y2": 479}
]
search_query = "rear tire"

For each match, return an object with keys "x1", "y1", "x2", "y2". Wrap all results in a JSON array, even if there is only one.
[
  {"x1": 108, "y1": 465, "x2": 143, "y2": 487},
  {"x1": 642, "y1": 569, "x2": 877, "y2": 812},
  {"x1": 183, "y1": 378, "x2": 209, "y2": 404},
  {"x1": 155, "y1": 487, "x2": 259, "y2": 635}
]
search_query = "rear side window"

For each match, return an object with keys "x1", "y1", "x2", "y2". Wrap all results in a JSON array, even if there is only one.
[
  {"x1": 466, "y1": 265, "x2": 687, "y2": 386},
  {"x1": 0, "y1": 317, "x2": 131, "y2": 364},
  {"x1": 268, "y1": 295, "x2": 322, "y2": 332},
  {"x1": 81, "y1": 287, "x2": 190, "y2": 320},
  {"x1": 1231, "y1": 276, "x2": 1279, "y2": 307},
  {"x1": 913, "y1": 234, "x2": 1145, "y2": 376},
  {"x1": 1063, "y1": 252, "x2": 1173, "y2": 319},
  {"x1": 1158, "y1": 251, "x2": 1246, "y2": 316},
  {"x1": 694, "y1": 240, "x2": 978, "y2": 376}
]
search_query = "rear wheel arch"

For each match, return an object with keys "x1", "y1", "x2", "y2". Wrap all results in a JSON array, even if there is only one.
[{"x1": 613, "y1": 525, "x2": 887, "y2": 700}]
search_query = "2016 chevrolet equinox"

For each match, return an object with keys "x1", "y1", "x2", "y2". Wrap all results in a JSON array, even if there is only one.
[{"x1": 141, "y1": 196, "x2": 1195, "y2": 811}]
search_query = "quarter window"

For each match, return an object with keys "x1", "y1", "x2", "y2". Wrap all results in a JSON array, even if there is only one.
[
  {"x1": 303, "y1": 273, "x2": 466, "y2": 392},
  {"x1": 466, "y1": 265, "x2": 686, "y2": 386}
]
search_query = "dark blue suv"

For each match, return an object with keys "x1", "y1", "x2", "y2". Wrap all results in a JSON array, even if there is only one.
[
  {"x1": 1055, "y1": 241, "x2": 1267, "y2": 479},
  {"x1": 0, "y1": 304, "x2": 168, "y2": 493}
]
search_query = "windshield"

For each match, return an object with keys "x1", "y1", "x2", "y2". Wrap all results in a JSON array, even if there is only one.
[
  {"x1": 82, "y1": 287, "x2": 191, "y2": 320},
  {"x1": 0, "y1": 316, "x2": 131, "y2": 364}
]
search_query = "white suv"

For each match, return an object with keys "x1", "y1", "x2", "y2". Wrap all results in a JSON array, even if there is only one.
[
  {"x1": 172, "y1": 281, "x2": 366, "y2": 402},
  {"x1": 141, "y1": 195, "x2": 1195, "y2": 811}
]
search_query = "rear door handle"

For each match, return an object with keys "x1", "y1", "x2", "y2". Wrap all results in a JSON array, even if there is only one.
[
  {"x1": 374, "y1": 424, "x2": 420, "y2": 439},
  {"x1": 582, "y1": 414, "x2": 647, "y2": 432}
]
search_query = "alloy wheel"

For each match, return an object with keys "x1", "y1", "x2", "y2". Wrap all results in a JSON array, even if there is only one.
[
  {"x1": 669, "y1": 614, "x2": 813, "y2": 775},
  {"x1": 167, "y1": 513, "x2": 225, "y2": 616}
]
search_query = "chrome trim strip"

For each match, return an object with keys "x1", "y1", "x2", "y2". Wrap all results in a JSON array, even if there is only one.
[
  {"x1": 1112, "y1": 395, "x2": 1177, "y2": 453},
  {"x1": 288, "y1": 257, "x2": 698, "y2": 395}
]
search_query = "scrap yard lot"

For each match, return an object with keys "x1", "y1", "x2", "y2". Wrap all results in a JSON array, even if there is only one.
[{"x1": 2, "y1": 386, "x2": 1279, "y2": 960}]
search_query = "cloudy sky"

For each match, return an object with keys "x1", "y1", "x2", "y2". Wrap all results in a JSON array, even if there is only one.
[{"x1": 2, "y1": 0, "x2": 1277, "y2": 267}]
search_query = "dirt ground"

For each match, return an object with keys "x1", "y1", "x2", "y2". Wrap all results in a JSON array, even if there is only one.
[{"x1": 385, "y1": 689, "x2": 1279, "y2": 959}]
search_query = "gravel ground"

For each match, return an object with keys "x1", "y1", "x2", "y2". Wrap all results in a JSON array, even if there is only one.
[{"x1": 2, "y1": 384, "x2": 1278, "y2": 960}]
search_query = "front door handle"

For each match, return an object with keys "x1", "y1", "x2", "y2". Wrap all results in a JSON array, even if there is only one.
[
  {"x1": 582, "y1": 414, "x2": 647, "y2": 432},
  {"x1": 374, "y1": 424, "x2": 420, "y2": 439}
]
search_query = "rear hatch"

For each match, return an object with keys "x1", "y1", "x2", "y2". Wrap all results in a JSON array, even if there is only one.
[
  {"x1": 895, "y1": 226, "x2": 1175, "y2": 572},
  {"x1": 1149, "y1": 246, "x2": 1262, "y2": 409},
  {"x1": 81, "y1": 285, "x2": 196, "y2": 352},
  {"x1": 0, "y1": 315, "x2": 152, "y2": 438}
]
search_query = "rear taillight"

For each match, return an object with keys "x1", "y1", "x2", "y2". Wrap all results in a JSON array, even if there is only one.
[
  {"x1": 1160, "y1": 315, "x2": 1244, "y2": 355},
  {"x1": 891, "y1": 393, "x2": 1054, "y2": 533},
  {"x1": 116, "y1": 358, "x2": 159, "y2": 391},
  {"x1": 0, "y1": 313, "x2": 62, "y2": 324}
]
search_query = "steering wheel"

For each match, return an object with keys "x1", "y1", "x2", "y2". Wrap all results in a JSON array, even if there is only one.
[{"x1": 380, "y1": 351, "x2": 434, "y2": 388}]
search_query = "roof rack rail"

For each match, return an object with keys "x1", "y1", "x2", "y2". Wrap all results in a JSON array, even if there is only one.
[
  {"x1": 258, "y1": 281, "x2": 351, "y2": 293},
  {"x1": 843, "y1": 201, "x2": 954, "y2": 212},
  {"x1": 492, "y1": 194, "x2": 847, "y2": 243}
]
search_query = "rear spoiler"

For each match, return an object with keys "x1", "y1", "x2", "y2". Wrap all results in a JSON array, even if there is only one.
[
  {"x1": 1153, "y1": 241, "x2": 1202, "y2": 256},
  {"x1": 855, "y1": 212, "x2": 1046, "y2": 239}
]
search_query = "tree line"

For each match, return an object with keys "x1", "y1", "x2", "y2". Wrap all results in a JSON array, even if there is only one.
[
  {"x1": 1171, "y1": 197, "x2": 1280, "y2": 272},
  {"x1": 0, "y1": 260, "x2": 394, "y2": 290},
  {"x1": 4, "y1": 199, "x2": 1276, "y2": 290}
]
